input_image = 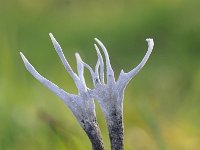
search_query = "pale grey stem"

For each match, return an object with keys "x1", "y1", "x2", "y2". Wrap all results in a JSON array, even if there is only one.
[
  {"x1": 91, "y1": 38, "x2": 154, "y2": 150},
  {"x1": 95, "y1": 38, "x2": 115, "y2": 84},
  {"x1": 20, "y1": 52, "x2": 70, "y2": 103},
  {"x1": 94, "y1": 44, "x2": 104, "y2": 84}
]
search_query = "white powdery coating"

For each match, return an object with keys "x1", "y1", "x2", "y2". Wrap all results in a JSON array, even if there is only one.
[
  {"x1": 126, "y1": 38, "x2": 154, "y2": 78},
  {"x1": 75, "y1": 52, "x2": 86, "y2": 90},
  {"x1": 116, "y1": 38, "x2": 154, "y2": 90},
  {"x1": 19, "y1": 33, "x2": 99, "y2": 124},
  {"x1": 20, "y1": 34, "x2": 154, "y2": 130},
  {"x1": 95, "y1": 38, "x2": 115, "y2": 84},
  {"x1": 49, "y1": 33, "x2": 79, "y2": 83},
  {"x1": 94, "y1": 44, "x2": 104, "y2": 84},
  {"x1": 75, "y1": 37, "x2": 154, "y2": 120},
  {"x1": 19, "y1": 52, "x2": 70, "y2": 103}
]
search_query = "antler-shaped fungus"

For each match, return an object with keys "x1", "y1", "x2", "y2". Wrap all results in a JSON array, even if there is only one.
[
  {"x1": 20, "y1": 33, "x2": 104, "y2": 150},
  {"x1": 82, "y1": 38, "x2": 154, "y2": 150},
  {"x1": 20, "y1": 33, "x2": 154, "y2": 150}
]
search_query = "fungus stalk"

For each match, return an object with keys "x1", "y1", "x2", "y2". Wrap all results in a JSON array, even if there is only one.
[
  {"x1": 86, "y1": 38, "x2": 154, "y2": 150},
  {"x1": 20, "y1": 33, "x2": 154, "y2": 150}
]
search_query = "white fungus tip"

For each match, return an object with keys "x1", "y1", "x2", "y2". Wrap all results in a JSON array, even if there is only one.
[
  {"x1": 49, "y1": 33, "x2": 59, "y2": 47},
  {"x1": 75, "y1": 52, "x2": 82, "y2": 61},
  {"x1": 19, "y1": 52, "x2": 28, "y2": 65},
  {"x1": 94, "y1": 44, "x2": 100, "y2": 53},
  {"x1": 49, "y1": 33, "x2": 56, "y2": 42},
  {"x1": 146, "y1": 38, "x2": 154, "y2": 48},
  {"x1": 75, "y1": 52, "x2": 79, "y2": 56},
  {"x1": 94, "y1": 38, "x2": 100, "y2": 43},
  {"x1": 49, "y1": 33, "x2": 55, "y2": 42},
  {"x1": 121, "y1": 69, "x2": 125, "y2": 74},
  {"x1": 49, "y1": 32, "x2": 53, "y2": 36}
]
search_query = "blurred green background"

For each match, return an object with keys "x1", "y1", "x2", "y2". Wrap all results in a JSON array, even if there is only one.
[{"x1": 1, "y1": 0, "x2": 200, "y2": 149}]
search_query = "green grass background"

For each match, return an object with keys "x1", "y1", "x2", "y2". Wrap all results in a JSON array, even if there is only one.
[{"x1": 1, "y1": 0, "x2": 200, "y2": 149}]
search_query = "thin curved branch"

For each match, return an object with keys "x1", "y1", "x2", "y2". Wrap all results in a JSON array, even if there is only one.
[
  {"x1": 20, "y1": 52, "x2": 71, "y2": 103},
  {"x1": 95, "y1": 60, "x2": 100, "y2": 78},
  {"x1": 81, "y1": 59, "x2": 100, "y2": 86},
  {"x1": 49, "y1": 33, "x2": 79, "y2": 83},
  {"x1": 127, "y1": 39, "x2": 154, "y2": 78},
  {"x1": 95, "y1": 38, "x2": 115, "y2": 84},
  {"x1": 94, "y1": 44, "x2": 104, "y2": 84},
  {"x1": 117, "y1": 38, "x2": 154, "y2": 89},
  {"x1": 75, "y1": 53, "x2": 86, "y2": 91}
]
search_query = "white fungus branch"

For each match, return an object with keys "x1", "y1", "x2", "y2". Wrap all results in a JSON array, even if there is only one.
[
  {"x1": 49, "y1": 33, "x2": 79, "y2": 84},
  {"x1": 95, "y1": 60, "x2": 100, "y2": 78},
  {"x1": 75, "y1": 53, "x2": 86, "y2": 90},
  {"x1": 117, "y1": 38, "x2": 154, "y2": 90},
  {"x1": 77, "y1": 56, "x2": 100, "y2": 86},
  {"x1": 94, "y1": 44, "x2": 104, "y2": 84},
  {"x1": 87, "y1": 38, "x2": 154, "y2": 150},
  {"x1": 95, "y1": 38, "x2": 115, "y2": 84},
  {"x1": 126, "y1": 38, "x2": 154, "y2": 79},
  {"x1": 20, "y1": 52, "x2": 70, "y2": 102},
  {"x1": 20, "y1": 33, "x2": 154, "y2": 150},
  {"x1": 20, "y1": 33, "x2": 105, "y2": 150}
]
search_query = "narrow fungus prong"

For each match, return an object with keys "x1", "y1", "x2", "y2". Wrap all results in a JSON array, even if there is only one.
[
  {"x1": 95, "y1": 60, "x2": 100, "y2": 78},
  {"x1": 94, "y1": 38, "x2": 115, "y2": 84},
  {"x1": 49, "y1": 33, "x2": 79, "y2": 83},
  {"x1": 126, "y1": 39, "x2": 154, "y2": 81},
  {"x1": 128, "y1": 39, "x2": 153, "y2": 75},
  {"x1": 94, "y1": 44, "x2": 104, "y2": 84},
  {"x1": 19, "y1": 52, "x2": 70, "y2": 103},
  {"x1": 81, "y1": 59, "x2": 99, "y2": 86},
  {"x1": 75, "y1": 52, "x2": 86, "y2": 90}
]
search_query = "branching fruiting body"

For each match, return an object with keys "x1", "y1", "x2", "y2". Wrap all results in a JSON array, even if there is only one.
[{"x1": 20, "y1": 33, "x2": 154, "y2": 150}]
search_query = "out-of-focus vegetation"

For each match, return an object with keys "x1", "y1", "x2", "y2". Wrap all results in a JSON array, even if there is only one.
[{"x1": 0, "y1": 0, "x2": 200, "y2": 149}]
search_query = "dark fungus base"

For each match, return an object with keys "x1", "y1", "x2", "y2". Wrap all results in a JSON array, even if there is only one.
[
  {"x1": 107, "y1": 109, "x2": 124, "y2": 150},
  {"x1": 83, "y1": 119, "x2": 105, "y2": 150}
]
